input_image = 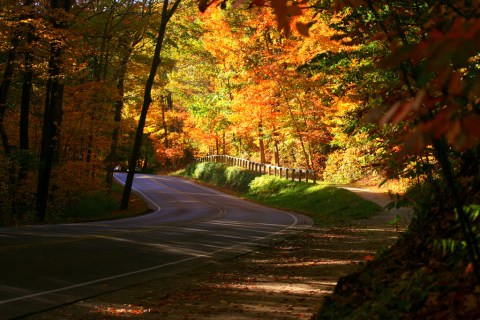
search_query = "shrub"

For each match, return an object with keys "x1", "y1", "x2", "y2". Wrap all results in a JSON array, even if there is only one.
[
  {"x1": 65, "y1": 190, "x2": 117, "y2": 220},
  {"x1": 225, "y1": 166, "x2": 257, "y2": 192},
  {"x1": 184, "y1": 162, "x2": 258, "y2": 192},
  {"x1": 181, "y1": 162, "x2": 380, "y2": 225},
  {"x1": 248, "y1": 175, "x2": 297, "y2": 196},
  {"x1": 192, "y1": 162, "x2": 226, "y2": 183},
  {"x1": 323, "y1": 148, "x2": 366, "y2": 184}
]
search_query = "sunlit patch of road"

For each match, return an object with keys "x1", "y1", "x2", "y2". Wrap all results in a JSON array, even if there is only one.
[{"x1": 0, "y1": 173, "x2": 312, "y2": 319}]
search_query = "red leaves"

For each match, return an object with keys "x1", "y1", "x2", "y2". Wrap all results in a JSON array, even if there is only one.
[
  {"x1": 379, "y1": 18, "x2": 480, "y2": 153},
  {"x1": 399, "y1": 109, "x2": 480, "y2": 154},
  {"x1": 364, "y1": 254, "x2": 375, "y2": 262},
  {"x1": 380, "y1": 90, "x2": 426, "y2": 125},
  {"x1": 230, "y1": 0, "x2": 308, "y2": 35},
  {"x1": 465, "y1": 262, "x2": 474, "y2": 275},
  {"x1": 451, "y1": 116, "x2": 480, "y2": 151}
]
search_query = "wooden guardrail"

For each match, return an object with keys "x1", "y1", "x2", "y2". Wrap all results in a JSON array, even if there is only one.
[{"x1": 196, "y1": 154, "x2": 317, "y2": 184}]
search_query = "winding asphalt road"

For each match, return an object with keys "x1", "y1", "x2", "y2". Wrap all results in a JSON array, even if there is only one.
[{"x1": 0, "y1": 173, "x2": 312, "y2": 319}]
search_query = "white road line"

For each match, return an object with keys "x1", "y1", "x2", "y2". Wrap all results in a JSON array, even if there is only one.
[
  {"x1": 112, "y1": 173, "x2": 162, "y2": 219},
  {"x1": 0, "y1": 174, "x2": 302, "y2": 305}
]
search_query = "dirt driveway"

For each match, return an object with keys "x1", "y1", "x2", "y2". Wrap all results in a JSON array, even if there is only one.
[{"x1": 26, "y1": 187, "x2": 410, "y2": 320}]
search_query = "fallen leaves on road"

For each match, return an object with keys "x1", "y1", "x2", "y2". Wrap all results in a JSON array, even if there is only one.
[{"x1": 25, "y1": 221, "x2": 403, "y2": 320}]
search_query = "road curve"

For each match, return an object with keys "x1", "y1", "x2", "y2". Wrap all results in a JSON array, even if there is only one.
[{"x1": 0, "y1": 173, "x2": 312, "y2": 319}]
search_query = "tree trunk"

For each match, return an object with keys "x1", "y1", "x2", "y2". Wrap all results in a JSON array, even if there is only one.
[
  {"x1": 278, "y1": 84, "x2": 310, "y2": 169},
  {"x1": 166, "y1": 91, "x2": 173, "y2": 109},
  {"x1": 163, "y1": 92, "x2": 173, "y2": 148},
  {"x1": 222, "y1": 131, "x2": 226, "y2": 155},
  {"x1": 106, "y1": 18, "x2": 145, "y2": 187},
  {"x1": 274, "y1": 139, "x2": 280, "y2": 166},
  {"x1": 36, "y1": 43, "x2": 65, "y2": 221},
  {"x1": 19, "y1": 0, "x2": 34, "y2": 152},
  {"x1": 0, "y1": 31, "x2": 19, "y2": 156},
  {"x1": 20, "y1": 39, "x2": 33, "y2": 151},
  {"x1": 162, "y1": 96, "x2": 169, "y2": 148},
  {"x1": 106, "y1": 53, "x2": 130, "y2": 187},
  {"x1": 120, "y1": 0, "x2": 181, "y2": 210},
  {"x1": 258, "y1": 120, "x2": 266, "y2": 164},
  {"x1": 35, "y1": 0, "x2": 71, "y2": 221}
]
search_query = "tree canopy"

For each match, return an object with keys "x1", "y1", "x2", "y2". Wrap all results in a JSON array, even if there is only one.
[{"x1": 1, "y1": 0, "x2": 480, "y2": 317}]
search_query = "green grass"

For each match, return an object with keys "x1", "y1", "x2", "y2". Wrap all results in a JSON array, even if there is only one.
[
  {"x1": 64, "y1": 190, "x2": 118, "y2": 219},
  {"x1": 60, "y1": 182, "x2": 151, "y2": 223},
  {"x1": 177, "y1": 163, "x2": 381, "y2": 225},
  {"x1": 247, "y1": 175, "x2": 380, "y2": 225},
  {"x1": 179, "y1": 162, "x2": 260, "y2": 192}
]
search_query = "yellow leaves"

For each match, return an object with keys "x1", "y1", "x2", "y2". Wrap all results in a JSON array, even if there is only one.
[
  {"x1": 95, "y1": 304, "x2": 152, "y2": 316},
  {"x1": 464, "y1": 294, "x2": 479, "y2": 312}
]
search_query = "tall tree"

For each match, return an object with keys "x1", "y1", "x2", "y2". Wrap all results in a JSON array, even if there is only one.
[
  {"x1": 120, "y1": 0, "x2": 181, "y2": 209},
  {"x1": 0, "y1": 27, "x2": 19, "y2": 156},
  {"x1": 19, "y1": 0, "x2": 34, "y2": 152},
  {"x1": 35, "y1": 0, "x2": 73, "y2": 221}
]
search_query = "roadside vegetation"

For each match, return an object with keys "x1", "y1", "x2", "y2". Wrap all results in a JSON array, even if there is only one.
[
  {"x1": 178, "y1": 161, "x2": 381, "y2": 226},
  {"x1": 181, "y1": 159, "x2": 480, "y2": 319},
  {"x1": 1, "y1": 177, "x2": 150, "y2": 227},
  {"x1": 1, "y1": 1, "x2": 480, "y2": 318},
  {"x1": 60, "y1": 181, "x2": 151, "y2": 224}
]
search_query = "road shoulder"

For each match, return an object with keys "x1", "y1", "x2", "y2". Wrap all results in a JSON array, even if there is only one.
[{"x1": 26, "y1": 187, "x2": 408, "y2": 320}]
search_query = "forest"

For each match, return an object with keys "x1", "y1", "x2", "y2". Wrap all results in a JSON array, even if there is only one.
[{"x1": 1, "y1": 0, "x2": 480, "y2": 317}]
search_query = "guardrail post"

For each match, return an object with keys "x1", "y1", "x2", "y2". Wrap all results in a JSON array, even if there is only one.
[{"x1": 197, "y1": 154, "x2": 316, "y2": 184}]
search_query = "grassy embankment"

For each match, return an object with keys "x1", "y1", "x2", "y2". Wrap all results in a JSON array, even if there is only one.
[
  {"x1": 62, "y1": 182, "x2": 149, "y2": 222},
  {"x1": 177, "y1": 162, "x2": 381, "y2": 225},
  {"x1": 2, "y1": 179, "x2": 150, "y2": 226},
  {"x1": 22, "y1": 161, "x2": 378, "y2": 226}
]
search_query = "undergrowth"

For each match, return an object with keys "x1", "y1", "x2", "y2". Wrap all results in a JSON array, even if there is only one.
[
  {"x1": 316, "y1": 179, "x2": 480, "y2": 319},
  {"x1": 179, "y1": 162, "x2": 381, "y2": 225},
  {"x1": 58, "y1": 181, "x2": 150, "y2": 223}
]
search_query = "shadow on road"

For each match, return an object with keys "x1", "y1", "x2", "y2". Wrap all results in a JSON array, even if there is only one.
[{"x1": 26, "y1": 216, "x2": 404, "y2": 319}]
